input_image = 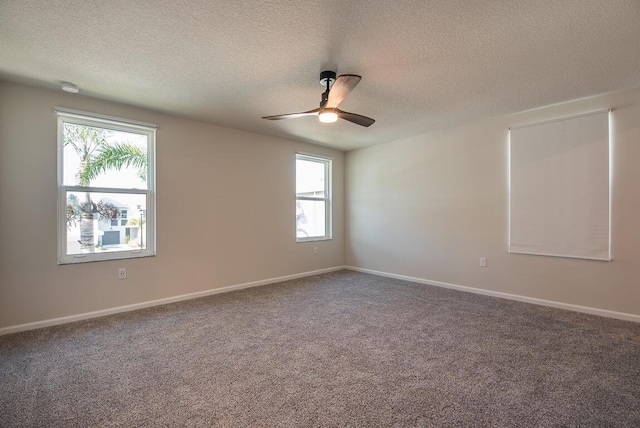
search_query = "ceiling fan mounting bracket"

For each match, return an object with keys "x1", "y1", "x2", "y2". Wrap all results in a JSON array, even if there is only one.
[{"x1": 319, "y1": 70, "x2": 336, "y2": 88}]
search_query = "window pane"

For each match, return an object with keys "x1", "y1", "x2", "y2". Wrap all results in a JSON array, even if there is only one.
[
  {"x1": 66, "y1": 191, "x2": 147, "y2": 255},
  {"x1": 296, "y1": 200, "x2": 326, "y2": 238},
  {"x1": 62, "y1": 122, "x2": 148, "y2": 189},
  {"x1": 296, "y1": 159, "x2": 325, "y2": 197}
]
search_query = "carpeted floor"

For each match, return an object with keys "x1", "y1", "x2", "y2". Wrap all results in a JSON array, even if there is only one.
[{"x1": 1, "y1": 270, "x2": 640, "y2": 427}]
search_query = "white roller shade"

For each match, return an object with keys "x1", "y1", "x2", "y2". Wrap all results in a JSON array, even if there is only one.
[{"x1": 509, "y1": 110, "x2": 610, "y2": 261}]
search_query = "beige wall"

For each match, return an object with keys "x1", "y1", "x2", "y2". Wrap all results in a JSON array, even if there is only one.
[
  {"x1": 0, "y1": 81, "x2": 345, "y2": 329},
  {"x1": 346, "y1": 87, "x2": 640, "y2": 317},
  {"x1": 2, "y1": 80, "x2": 639, "y2": 330}
]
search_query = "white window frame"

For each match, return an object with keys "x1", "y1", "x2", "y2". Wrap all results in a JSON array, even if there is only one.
[
  {"x1": 296, "y1": 153, "x2": 332, "y2": 242},
  {"x1": 56, "y1": 108, "x2": 156, "y2": 264}
]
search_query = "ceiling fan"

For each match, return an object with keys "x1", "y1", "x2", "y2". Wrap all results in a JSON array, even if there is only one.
[{"x1": 262, "y1": 71, "x2": 375, "y2": 127}]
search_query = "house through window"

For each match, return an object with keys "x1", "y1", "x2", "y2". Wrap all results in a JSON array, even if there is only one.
[{"x1": 57, "y1": 108, "x2": 156, "y2": 264}]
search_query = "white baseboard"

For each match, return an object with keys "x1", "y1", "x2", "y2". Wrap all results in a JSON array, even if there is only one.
[
  {"x1": 5, "y1": 265, "x2": 636, "y2": 336},
  {"x1": 346, "y1": 266, "x2": 640, "y2": 323},
  {"x1": 0, "y1": 266, "x2": 346, "y2": 336}
]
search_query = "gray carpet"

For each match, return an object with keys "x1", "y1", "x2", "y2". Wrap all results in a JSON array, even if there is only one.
[{"x1": 1, "y1": 270, "x2": 639, "y2": 427}]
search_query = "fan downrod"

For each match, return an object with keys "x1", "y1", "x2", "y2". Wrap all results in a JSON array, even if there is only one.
[{"x1": 319, "y1": 70, "x2": 336, "y2": 107}]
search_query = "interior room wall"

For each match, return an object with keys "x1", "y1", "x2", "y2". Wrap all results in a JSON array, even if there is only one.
[
  {"x1": 346, "y1": 87, "x2": 640, "y2": 318},
  {"x1": 0, "y1": 81, "x2": 345, "y2": 330}
]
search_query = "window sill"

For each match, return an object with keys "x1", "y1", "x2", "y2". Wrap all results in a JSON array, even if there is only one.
[{"x1": 296, "y1": 237, "x2": 332, "y2": 243}]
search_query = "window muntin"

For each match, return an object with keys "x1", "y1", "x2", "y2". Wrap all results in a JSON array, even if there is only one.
[
  {"x1": 296, "y1": 154, "x2": 331, "y2": 241},
  {"x1": 57, "y1": 109, "x2": 155, "y2": 264}
]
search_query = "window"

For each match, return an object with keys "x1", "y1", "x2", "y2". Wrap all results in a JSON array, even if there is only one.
[
  {"x1": 296, "y1": 153, "x2": 332, "y2": 241},
  {"x1": 57, "y1": 108, "x2": 156, "y2": 264}
]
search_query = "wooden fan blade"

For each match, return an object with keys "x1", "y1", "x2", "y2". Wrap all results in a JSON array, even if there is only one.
[
  {"x1": 325, "y1": 74, "x2": 362, "y2": 109},
  {"x1": 262, "y1": 107, "x2": 321, "y2": 120},
  {"x1": 336, "y1": 109, "x2": 375, "y2": 127}
]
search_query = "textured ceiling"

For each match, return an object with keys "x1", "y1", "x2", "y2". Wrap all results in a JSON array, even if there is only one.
[{"x1": 1, "y1": 0, "x2": 639, "y2": 151}]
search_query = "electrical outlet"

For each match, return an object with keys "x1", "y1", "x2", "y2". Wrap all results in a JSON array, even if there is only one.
[
  {"x1": 118, "y1": 268, "x2": 126, "y2": 279},
  {"x1": 479, "y1": 257, "x2": 487, "y2": 267},
  {"x1": 313, "y1": 247, "x2": 318, "y2": 255}
]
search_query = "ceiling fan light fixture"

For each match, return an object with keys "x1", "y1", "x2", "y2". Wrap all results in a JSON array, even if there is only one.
[{"x1": 318, "y1": 110, "x2": 338, "y2": 123}]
